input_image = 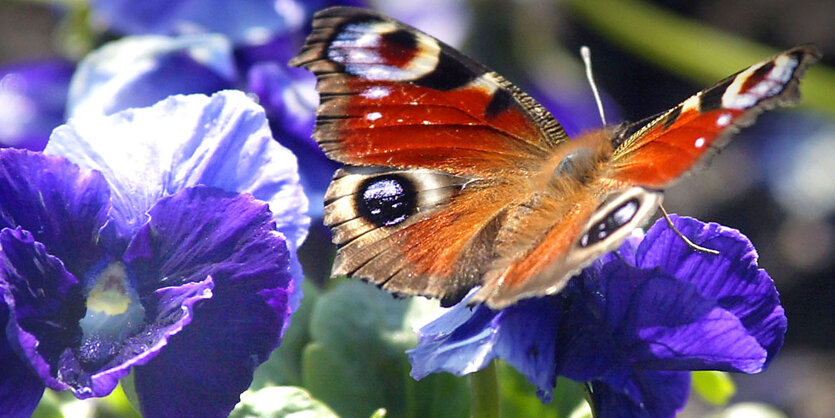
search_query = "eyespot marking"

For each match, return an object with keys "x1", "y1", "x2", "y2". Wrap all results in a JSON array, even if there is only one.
[
  {"x1": 356, "y1": 175, "x2": 417, "y2": 227},
  {"x1": 327, "y1": 18, "x2": 440, "y2": 81},
  {"x1": 580, "y1": 198, "x2": 640, "y2": 247}
]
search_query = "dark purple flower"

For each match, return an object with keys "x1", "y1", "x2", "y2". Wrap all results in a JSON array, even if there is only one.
[
  {"x1": 0, "y1": 59, "x2": 74, "y2": 151},
  {"x1": 409, "y1": 216, "x2": 786, "y2": 417},
  {"x1": 0, "y1": 91, "x2": 309, "y2": 416}
]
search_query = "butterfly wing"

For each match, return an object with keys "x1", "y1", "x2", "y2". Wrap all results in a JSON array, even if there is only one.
[
  {"x1": 470, "y1": 45, "x2": 820, "y2": 308},
  {"x1": 294, "y1": 7, "x2": 819, "y2": 309},
  {"x1": 290, "y1": 6, "x2": 569, "y2": 176},
  {"x1": 609, "y1": 45, "x2": 820, "y2": 188},
  {"x1": 291, "y1": 6, "x2": 573, "y2": 305}
]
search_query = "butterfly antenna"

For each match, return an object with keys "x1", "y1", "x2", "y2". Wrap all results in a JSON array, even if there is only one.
[
  {"x1": 581, "y1": 46, "x2": 607, "y2": 126},
  {"x1": 658, "y1": 204, "x2": 720, "y2": 255}
]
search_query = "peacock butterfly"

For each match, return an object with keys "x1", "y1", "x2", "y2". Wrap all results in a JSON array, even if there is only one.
[{"x1": 290, "y1": 6, "x2": 819, "y2": 309}]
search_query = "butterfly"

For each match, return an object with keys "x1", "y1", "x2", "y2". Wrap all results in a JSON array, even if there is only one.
[{"x1": 290, "y1": 7, "x2": 819, "y2": 309}]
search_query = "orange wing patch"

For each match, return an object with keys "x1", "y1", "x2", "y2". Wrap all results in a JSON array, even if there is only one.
[
  {"x1": 315, "y1": 78, "x2": 552, "y2": 176},
  {"x1": 611, "y1": 107, "x2": 743, "y2": 187}
]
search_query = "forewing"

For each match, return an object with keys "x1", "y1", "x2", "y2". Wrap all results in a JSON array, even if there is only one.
[
  {"x1": 289, "y1": 6, "x2": 569, "y2": 177},
  {"x1": 610, "y1": 45, "x2": 820, "y2": 188}
]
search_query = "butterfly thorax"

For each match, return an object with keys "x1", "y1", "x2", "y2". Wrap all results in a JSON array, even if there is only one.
[{"x1": 539, "y1": 128, "x2": 617, "y2": 195}]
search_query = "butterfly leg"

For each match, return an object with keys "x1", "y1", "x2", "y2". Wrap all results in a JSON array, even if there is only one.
[{"x1": 658, "y1": 204, "x2": 719, "y2": 255}]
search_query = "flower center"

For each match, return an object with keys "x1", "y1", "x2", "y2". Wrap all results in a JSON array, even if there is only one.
[{"x1": 78, "y1": 261, "x2": 145, "y2": 368}]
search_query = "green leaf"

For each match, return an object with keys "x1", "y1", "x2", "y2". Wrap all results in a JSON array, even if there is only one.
[
  {"x1": 302, "y1": 281, "x2": 468, "y2": 418},
  {"x1": 31, "y1": 389, "x2": 64, "y2": 418},
  {"x1": 252, "y1": 280, "x2": 321, "y2": 388},
  {"x1": 229, "y1": 386, "x2": 338, "y2": 418},
  {"x1": 471, "y1": 362, "x2": 500, "y2": 418},
  {"x1": 119, "y1": 371, "x2": 142, "y2": 415},
  {"x1": 97, "y1": 383, "x2": 142, "y2": 418},
  {"x1": 692, "y1": 371, "x2": 736, "y2": 406}
]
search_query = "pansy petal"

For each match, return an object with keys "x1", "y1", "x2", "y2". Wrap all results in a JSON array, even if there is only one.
[
  {"x1": 54, "y1": 277, "x2": 213, "y2": 398},
  {"x1": 122, "y1": 187, "x2": 294, "y2": 417},
  {"x1": 0, "y1": 303, "x2": 45, "y2": 418},
  {"x1": 89, "y1": 0, "x2": 304, "y2": 45},
  {"x1": 491, "y1": 298, "x2": 562, "y2": 399},
  {"x1": 0, "y1": 227, "x2": 208, "y2": 399},
  {"x1": 636, "y1": 216, "x2": 787, "y2": 366},
  {"x1": 553, "y1": 289, "x2": 633, "y2": 393},
  {"x1": 409, "y1": 301, "x2": 502, "y2": 379},
  {"x1": 0, "y1": 59, "x2": 73, "y2": 151},
  {"x1": 0, "y1": 149, "x2": 110, "y2": 275},
  {"x1": 410, "y1": 294, "x2": 561, "y2": 399},
  {"x1": 246, "y1": 62, "x2": 316, "y2": 147},
  {"x1": 590, "y1": 371, "x2": 689, "y2": 418},
  {"x1": 0, "y1": 228, "x2": 84, "y2": 392},
  {"x1": 48, "y1": 91, "x2": 309, "y2": 250},
  {"x1": 247, "y1": 61, "x2": 337, "y2": 217},
  {"x1": 563, "y1": 260, "x2": 767, "y2": 380},
  {"x1": 67, "y1": 35, "x2": 236, "y2": 119}
]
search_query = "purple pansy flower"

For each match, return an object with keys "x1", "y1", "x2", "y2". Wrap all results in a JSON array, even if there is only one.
[
  {"x1": 0, "y1": 90, "x2": 309, "y2": 417},
  {"x1": 409, "y1": 216, "x2": 786, "y2": 417},
  {"x1": 76, "y1": 1, "x2": 364, "y2": 217},
  {"x1": 0, "y1": 59, "x2": 74, "y2": 151}
]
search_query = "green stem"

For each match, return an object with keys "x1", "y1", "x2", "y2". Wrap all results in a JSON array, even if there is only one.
[{"x1": 471, "y1": 362, "x2": 501, "y2": 418}]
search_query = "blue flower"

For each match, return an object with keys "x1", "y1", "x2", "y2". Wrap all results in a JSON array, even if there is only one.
[
  {"x1": 0, "y1": 90, "x2": 309, "y2": 417},
  {"x1": 74, "y1": 2, "x2": 363, "y2": 217},
  {"x1": 0, "y1": 59, "x2": 74, "y2": 151},
  {"x1": 89, "y1": 0, "x2": 368, "y2": 44},
  {"x1": 90, "y1": 0, "x2": 306, "y2": 45},
  {"x1": 408, "y1": 216, "x2": 786, "y2": 417}
]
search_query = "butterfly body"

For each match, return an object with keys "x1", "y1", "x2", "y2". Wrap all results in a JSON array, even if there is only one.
[{"x1": 291, "y1": 7, "x2": 819, "y2": 308}]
